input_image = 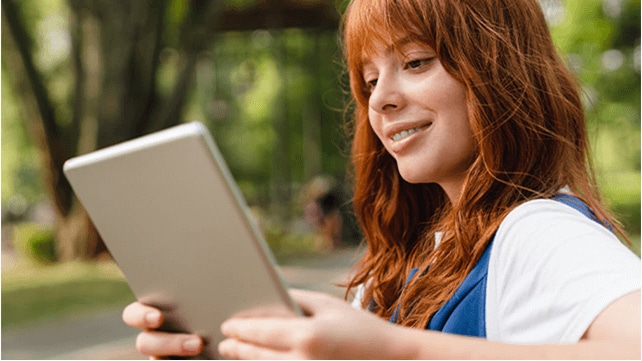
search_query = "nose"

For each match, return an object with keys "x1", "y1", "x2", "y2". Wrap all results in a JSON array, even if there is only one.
[{"x1": 369, "y1": 73, "x2": 405, "y2": 114}]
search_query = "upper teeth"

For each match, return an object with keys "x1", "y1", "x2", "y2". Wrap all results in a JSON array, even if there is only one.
[{"x1": 392, "y1": 127, "x2": 420, "y2": 141}]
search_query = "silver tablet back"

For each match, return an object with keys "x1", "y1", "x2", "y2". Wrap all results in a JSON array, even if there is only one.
[{"x1": 63, "y1": 122, "x2": 300, "y2": 358}]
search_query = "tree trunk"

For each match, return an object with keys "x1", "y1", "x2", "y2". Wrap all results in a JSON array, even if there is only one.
[{"x1": 56, "y1": 201, "x2": 105, "y2": 261}]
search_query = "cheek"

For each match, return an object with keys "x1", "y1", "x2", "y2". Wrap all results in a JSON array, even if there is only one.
[
  {"x1": 435, "y1": 80, "x2": 467, "y2": 112},
  {"x1": 438, "y1": 80, "x2": 471, "y2": 138},
  {"x1": 423, "y1": 65, "x2": 467, "y2": 107},
  {"x1": 453, "y1": 118, "x2": 477, "y2": 170},
  {"x1": 368, "y1": 112, "x2": 385, "y2": 143}
]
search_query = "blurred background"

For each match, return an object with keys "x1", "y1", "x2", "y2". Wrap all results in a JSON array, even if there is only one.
[{"x1": 1, "y1": 0, "x2": 640, "y2": 359}]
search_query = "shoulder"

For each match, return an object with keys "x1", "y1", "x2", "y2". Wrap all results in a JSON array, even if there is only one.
[
  {"x1": 486, "y1": 198, "x2": 640, "y2": 343},
  {"x1": 492, "y1": 198, "x2": 630, "y2": 263},
  {"x1": 499, "y1": 197, "x2": 611, "y2": 238},
  {"x1": 490, "y1": 197, "x2": 640, "y2": 285}
]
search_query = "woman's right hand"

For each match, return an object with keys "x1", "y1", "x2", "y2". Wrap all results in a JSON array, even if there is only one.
[{"x1": 122, "y1": 302, "x2": 204, "y2": 358}]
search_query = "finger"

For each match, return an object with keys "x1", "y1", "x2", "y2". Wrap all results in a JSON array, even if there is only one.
[
  {"x1": 135, "y1": 331, "x2": 203, "y2": 357},
  {"x1": 122, "y1": 302, "x2": 164, "y2": 329},
  {"x1": 221, "y1": 317, "x2": 307, "y2": 350},
  {"x1": 218, "y1": 337, "x2": 295, "y2": 360},
  {"x1": 289, "y1": 288, "x2": 343, "y2": 315}
]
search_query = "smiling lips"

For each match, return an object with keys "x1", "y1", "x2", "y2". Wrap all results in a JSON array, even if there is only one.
[{"x1": 390, "y1": 123, "x2": 432, "y2": 141}]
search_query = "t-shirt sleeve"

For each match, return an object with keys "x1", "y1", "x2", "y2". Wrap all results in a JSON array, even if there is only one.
[
  {"x1": 351, "y1": 283, "x2": 366, "y2": 309},
  {"x1": 486, "y1": 199, "x2": 641, "y2": 344}
]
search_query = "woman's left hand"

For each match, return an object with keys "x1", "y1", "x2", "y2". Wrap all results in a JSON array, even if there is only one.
[{"x1": 218, "y1": 289, "x2": 406, "y2": 359}]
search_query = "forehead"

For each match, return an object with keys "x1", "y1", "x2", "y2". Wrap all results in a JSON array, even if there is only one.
[{"x1": 360, "y1": 36, "x2": 431, "y2": 63}]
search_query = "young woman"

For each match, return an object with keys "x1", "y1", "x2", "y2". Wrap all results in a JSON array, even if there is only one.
[{"x1": 123, "y1": 0, "x2": 641, "y2": 358}]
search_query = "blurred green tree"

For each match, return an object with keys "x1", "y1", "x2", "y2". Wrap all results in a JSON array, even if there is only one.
[
  {"x1": 198, "y1": 28, "x2": 347, "y2": 217},
  {"x1": 2, "y1": 0, "x2": 227, "y2": 260},
  {"x1": 3, "y1": 0, "x2": 638, "y2": 262},
  {"x1": 549, "y1": 0, "x2": 640, "y2": 169},
  {"x1": 546, "y1": 0, "x2": 640, "y2": 237},
  {"x1": 1, "y1": 0, "x2": 340, "y2": 260}
]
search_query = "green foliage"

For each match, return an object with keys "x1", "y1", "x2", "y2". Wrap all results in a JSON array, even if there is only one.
[
  {"x1": 263, "y1": 225, "x2": 321, "y2": 263},
  {"x1": 599, "y1": 169, "x2": 641, "y2": 235},
  {"x1": 196, "y1": 28, "x2": 348, "y2": 208},
  {"x1": 224, "y1": 0, "x2": 258, "y2": 9},
  {"x1": 615, "y1": 201, "x2": 641, "y2": 237},
  {"x1": 12, "y1": 223, "x2": 58, "y2": 264},
  {"x1": 1, "y1": 76, "x2": 45, "y2": 205},
  {"x1": 546, "y1": 0, "x2": 641, "y2": 238},
  {"x1": 593, "y1": 125, "x2": 641, "y2": 172},
  {"x1": 550, "y1": 0, "x2": 641, "y2": 130}
]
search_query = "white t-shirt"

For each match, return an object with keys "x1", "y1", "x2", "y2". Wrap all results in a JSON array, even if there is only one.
[
  {"x1": 486, "y1": 198, "x2": 640, "y2": 343},
  {"x1": 351, "y1": 198, "x2": 641, "y2": 344}
]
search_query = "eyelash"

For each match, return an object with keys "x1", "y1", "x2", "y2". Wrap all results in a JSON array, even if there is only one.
[
  {"x1": 363, "y1": 57, "x2": 433, "y2": 93},
  {"x1": 365, "y1": 79, "x2": 378, "y2": 92},
  {"x1": 404, "y1": 58, "x2": 433, "y2": 70}
]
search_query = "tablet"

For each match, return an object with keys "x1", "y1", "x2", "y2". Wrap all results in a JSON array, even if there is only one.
[{"x1": 63, "y1": 122, "x2": 301, "y2": 359}]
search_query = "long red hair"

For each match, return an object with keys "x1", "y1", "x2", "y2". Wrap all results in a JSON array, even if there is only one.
[{"x1": 342, "y1": 0, "x2": 628, "y2": 327}]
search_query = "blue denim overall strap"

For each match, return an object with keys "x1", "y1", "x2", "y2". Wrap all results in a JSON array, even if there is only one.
[
  {"x1": 390, "y1": 194, "x2": 605, "y2": 337},
  {"x1": 426, "y1": 240, "x2": 493, "y2": 337},
  {"x1": 389, "y1": 243, "x2": 493, "y2": 337},
  {"x1": 552, "y1": 193, "x2": 612, "y2": 230}
]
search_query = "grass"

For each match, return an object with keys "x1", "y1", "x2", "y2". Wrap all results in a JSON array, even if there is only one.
[{"x1": 1, "y1": 259, "x2": 135, "y2": 329}]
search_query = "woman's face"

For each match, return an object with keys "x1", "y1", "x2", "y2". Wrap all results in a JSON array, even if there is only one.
[{"x1": 363, "y1": 40, "x2": 475, "y2": 201}]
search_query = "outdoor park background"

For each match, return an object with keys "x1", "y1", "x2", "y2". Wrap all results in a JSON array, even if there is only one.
[{"x1": 1, "y1": 0, "x2": 640, "y2": 358}]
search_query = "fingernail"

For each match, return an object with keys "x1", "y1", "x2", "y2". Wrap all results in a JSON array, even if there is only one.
[
  {"x1": 183, "y1": 338, "x2": 202, "y2": 353},
  {"x1": 145, "y1": 312, "x2": 161, "y2": 327}
]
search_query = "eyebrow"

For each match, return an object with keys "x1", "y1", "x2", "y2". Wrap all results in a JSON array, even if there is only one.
[{"x1": 360, "y1": 36, "x2": 430, "y2": 66}]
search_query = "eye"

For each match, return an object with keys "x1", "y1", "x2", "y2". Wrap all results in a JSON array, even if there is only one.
[
  {"x1": 362, "y1": 78, "x2": 378, "y2": 94},
  {"x1": 367, "y1": 78, "x2": 378, "y2": 90},
  {"x1": 405, "y1": 58, "x2": 433, "y2": 70}
]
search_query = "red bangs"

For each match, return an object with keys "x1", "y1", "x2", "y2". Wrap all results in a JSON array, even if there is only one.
[{"x1": 343, "y1": 0, "x2": 437, "y2": 105}]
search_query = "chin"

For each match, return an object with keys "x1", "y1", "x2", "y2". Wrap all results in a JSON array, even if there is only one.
[{"x1": 397, "y1": 167, "x2": 430, "y2": 184}]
